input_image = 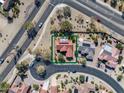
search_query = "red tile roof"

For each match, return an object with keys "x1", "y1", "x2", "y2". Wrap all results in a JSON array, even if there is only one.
[
  {"x1": 60, "y1": 45, "x2": 67, "y2": 52},
  {"x1": 98, "y1": 45, "x2": 120, "y2": 68},
  {"x1": 66, "y1": 47, "x2": 73, "y2": 58},
  {"x1": 39, "y1": 88, "x2": 48, "y2": 93},
  {"x1": 50, "y1": 86, "x2": 58, "y2": 93},
  {"x1": 56, "y1": 39, "x2": 73, "y2": 58},
  {"x1": 9, "y1": 83, "x2": 30, "y2": 93}
]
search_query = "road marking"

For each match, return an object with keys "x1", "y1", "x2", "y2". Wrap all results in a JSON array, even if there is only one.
[{"x1": 49, "y1": 3, "x2": 55, "y2": 6}]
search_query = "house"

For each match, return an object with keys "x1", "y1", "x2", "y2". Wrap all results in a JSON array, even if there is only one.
[
  {"x1": 39, "y1": 88, "x2": 48, "y2": 93},
  {"x1": 39, "y1": 80, "x2": 50, "y2": 93},
  {"x1": 74, "y1": 88, "x2": 78, "y2": 93},
  {"x1": 0, "y1": 0, "x2": 14, "y2": 11},
  {"x1": 50, "y1": 78, "x2": 58, "y2": 93},
  {"x1": 56, "y1": 38, "x2": 73, "y2": 59},
  {"x1": 98, "y1": 44, "x2": 120, "y2": 69},
  {"x1": 8, "y1": 77, "x2": 30, "y2": 93},
  {"x1": 78, "y1": 39, "x2": 95, "y2": 61},
  {"x1": 77, "y1": 83, "x2": 95, "y2": 93},
  {"x1": 50, "y1": 86, "x2": 57, "y2": 93},
  {"x1": 0, "y1": 0, "x2": 5, "y2": 5},
  {"x1": 9, "y1": 83, "x2": 30, "y2": 93},
  {"x1": 3, "y1": 0, "x2": 14, "y2": 11}
]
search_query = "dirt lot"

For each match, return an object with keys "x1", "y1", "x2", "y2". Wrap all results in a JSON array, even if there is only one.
[{"x1": 0, "y1": 0, "x2": 34, "y2": 56}]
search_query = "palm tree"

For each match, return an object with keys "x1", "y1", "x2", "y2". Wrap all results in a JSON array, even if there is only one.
[{"x1": 16, "y1": 61, "x2": 29, "y2": 81}]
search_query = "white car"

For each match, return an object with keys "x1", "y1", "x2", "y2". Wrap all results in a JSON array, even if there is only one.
[
  {"x1": 0, "y1": 59, "x2": 4, "y2": 65},
  {"x1": 38, "y1": 22, "x2": 43, "y2": 28}
]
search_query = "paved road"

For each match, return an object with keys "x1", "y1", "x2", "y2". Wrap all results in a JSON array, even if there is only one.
[
  {"x1": 79, "y1": 0, "x2": 124, "y2": 25},
  {"x1": 30, "y1": 64, "x2": 124, "y2": 93},
  {"x1": 0, "y1": 0, "x2": 45, "y2": 60},
  {"x1": 65, "y1": 0, "x2": 124, "y2": 36},
  {"x1": 0, "y1": 0, "x2": 124, "y2": 78},
  {"x1": 0, "y1": 0, "x2": 124, "y2": 92}
]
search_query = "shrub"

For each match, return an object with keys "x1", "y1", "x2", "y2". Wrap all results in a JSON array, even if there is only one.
[
  {"x1": 118, "y1": 56, "x2": 123, "y2": 64},
  {"x1": 117, "y1": 75, "x2": 123, "y2": 81},
  {"x1": 36, "y1": 65, "x2": 45, "y2": 75},
  {"x1": 79, "y1": 75, "x2": 85, "y2": 83},
  {"x1": 33, "y1": 84, "x2": 39, "y2": 91},
  {"x1": 116, "y1": 43, "x2": 123, "y2": 50}
]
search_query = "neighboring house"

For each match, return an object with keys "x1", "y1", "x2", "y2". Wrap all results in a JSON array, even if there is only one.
[
  {"x1": 50, "y1": 86, "x2": 57, "y2": 93},
  {"x1": 50, "y1": 78, "x2": 57, "y2": 93},
  {"x1": 8, "y1": 77, "x2": 30, "y2": 93},
  {"x1": 74, "y1": 88, "x2": 78, "y2": 93},
  {"x1": 0, "y1": 0, "x2": 4, "y2": 5},
  {"x1": 78, "y1": 39, "x2": 95, "y2": 61},
  {"x1": 56, "y1": 38, "x2": 73, "y2": 59},
  {"x1": 0, "y1": 0, "x2": 14, "y2": 11},
  {"x1": 98, "y1": 44, "x2": 120, "y2": 69},
  {"x1": 39, "y1": 80, "x2": 50, "y2": 93},
  {"x1": 39, "y1": 88, "x2": 48, "y2": 93},
  {"x1": 76, "y1": 83, "x2": 95, "y2": 93}
]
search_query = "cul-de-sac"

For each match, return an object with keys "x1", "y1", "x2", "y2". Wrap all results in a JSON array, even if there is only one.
[{"x1": 0, "y1": 0, "x2": 124, "y2": 93}]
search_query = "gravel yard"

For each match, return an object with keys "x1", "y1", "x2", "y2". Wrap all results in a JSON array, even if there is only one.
[{"x1": 0, "y1": 0, "x2": 34, "y2": 56}]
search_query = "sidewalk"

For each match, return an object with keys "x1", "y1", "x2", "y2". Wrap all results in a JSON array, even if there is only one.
[
  {"x1": 0, "y1": 0, "x2": 35, "y2": 56},
  {"x1": 32, "y1": 0, "x2": 50, "y2": 23},
  {"x1": 3, "y1": 0, "x2": 50, "y2": 84},
  {"x1": 32, "y1": 4, "x2": 67, "y2": 52},
  {"x1": 96, "y1": 0, "x2": 122, "y2": 16}
]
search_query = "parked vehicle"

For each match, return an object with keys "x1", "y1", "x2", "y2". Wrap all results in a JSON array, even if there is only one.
[
  {"x1": 96, "y1": 16, "x2": 101, "y2": 22},
  {"x1": 72, "y1": 70, "x2": 77, "y2": 73},
  {"x1": 35, "y1": 0, "x2": 41, "y2": 7},
  {"x1": 38, "y1": 22, "x2": 43, "y2": 28},
  {"x1": 122, "y1": 12, "x2": 124, "y2": 19},
  {"x1": 0, "y1": 59, "x2": 4, "y2": 65},
  {"x1": 30, "y1": 62, "x2": 34, "y2": 67},
  {"x1": 86, "y1": 76, "x2": 89, "y2": 82}
]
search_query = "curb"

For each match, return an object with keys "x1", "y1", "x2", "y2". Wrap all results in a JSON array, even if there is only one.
[{"x1": 96, "y1": 0, "x2": 122, "y2": 16}]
